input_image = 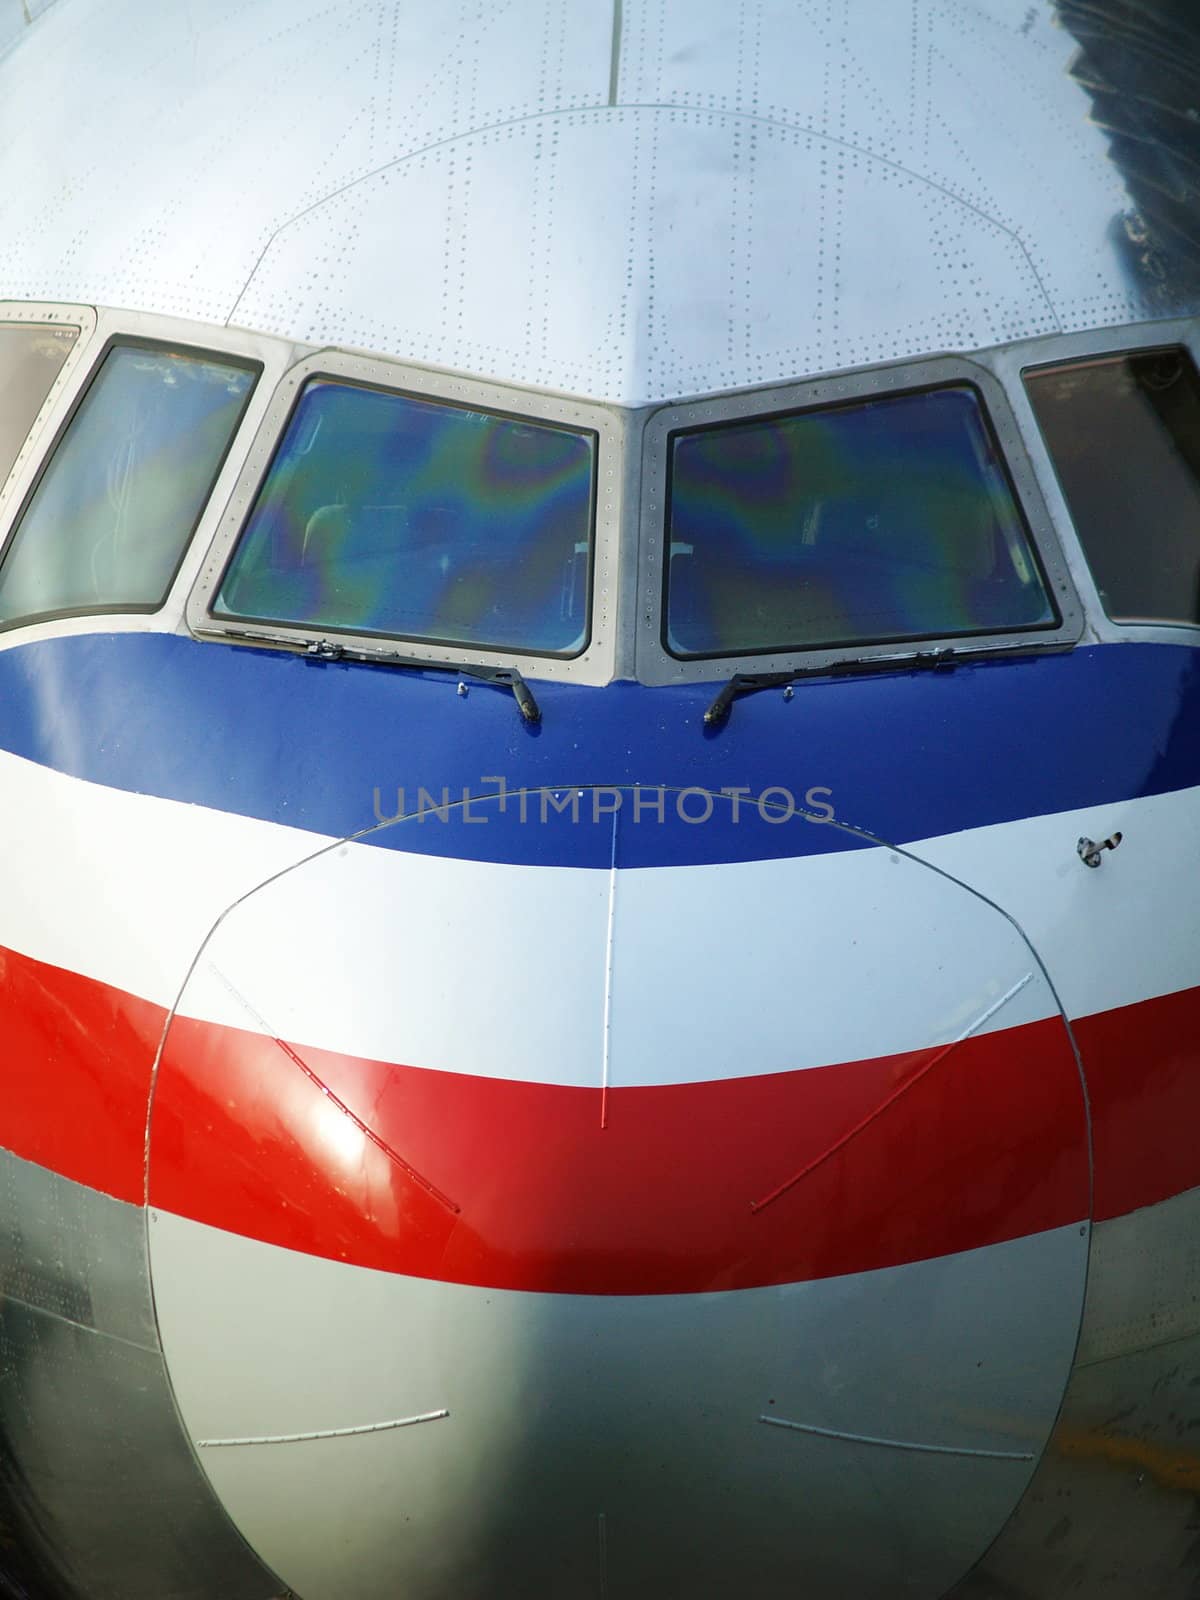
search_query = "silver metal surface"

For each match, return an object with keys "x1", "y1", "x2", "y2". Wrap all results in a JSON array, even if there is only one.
[
  {"x1": 0, "y1": 0, "x2": 57, "y2": 62},
  {"x1": 951, "y1": 1183, "x2": 1200, "y2": 1599},
  {"x1": 0, "y1": 1147, "x2": 284, "y2": 1600},
  {"x1": 1, "y1": 2, "x2": 1198, "y2": 407}
]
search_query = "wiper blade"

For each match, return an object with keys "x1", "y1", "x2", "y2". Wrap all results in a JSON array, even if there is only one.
[
  {"x1": 218, "y1": 627, "x2": 542, "y2": 723},
  {"x1": 703, "y1": 641, "x2": 1063, "y2": 726}
]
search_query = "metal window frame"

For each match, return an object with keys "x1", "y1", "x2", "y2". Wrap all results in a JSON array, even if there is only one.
[
  {"x1": 991, "y1": 316, "x2": 1200, "y2": 647},
  {"x1": 187, "y1": 348, "x2": 627, "y2": 686},
  {"x1": 633, "y1": 354, "x2": 1085, "y2": 686},
  {"x1": 0, "y1": 301, "x2": 97, "y2": 519},
  {"x1": 0, "y1": 322, "x2": 267, "y2": 635}
]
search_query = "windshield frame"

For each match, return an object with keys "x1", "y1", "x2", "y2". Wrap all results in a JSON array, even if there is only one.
[
  {"x1": 635, "y1": 354, "x2": 1084, "y2": 685},
  {"x1": 0, "y1": 301, "x2": 96, "y2": 516},
  {"x1": 188, "y1": 348, "x2": 625, "y2": 683}
]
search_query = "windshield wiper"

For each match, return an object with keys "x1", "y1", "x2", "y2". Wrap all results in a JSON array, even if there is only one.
[
  {"x1": 703, "y1": 640, "x2": 1065, "y2": 727},
  {"x1": 216, "y1": 626, "x2": 542, "y2": 723},
  {"x1": 454, "y1": 663, "x2": 541, "y2": 723}
]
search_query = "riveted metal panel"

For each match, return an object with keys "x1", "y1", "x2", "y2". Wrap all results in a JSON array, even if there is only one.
[{"x1": 1, "y1": 3, "x2": 1198, "y2": 404}]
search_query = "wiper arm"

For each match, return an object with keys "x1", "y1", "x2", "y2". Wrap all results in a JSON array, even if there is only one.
[
  {"x1": 703, "y1": 671, "x2": 795, "y2": 727},
  {"x1": 703, "y1": 640, "x2": 1063, "y2": 727},
  {"x1": 454, "y1": 663, "x2": 541, "y2": 724},
  {"x1": 217, "y1": 626, "x2": 542, "y2": 723}
]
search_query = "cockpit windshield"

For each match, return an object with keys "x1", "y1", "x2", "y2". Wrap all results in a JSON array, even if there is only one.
[
  {"x1": 214, "y1": 379, "x2": 596, "y2": 657},
  {"x1": 664, "y1": 384, "x2": 1057, "y2": 658},
  {"x1": 0, "y1": 323, "x2": 78, "y2": 489}
]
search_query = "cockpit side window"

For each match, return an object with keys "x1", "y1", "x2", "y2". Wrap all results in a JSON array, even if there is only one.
[
  {"x1": 0, "y1": 323, "x2": 79, "y2": 490},
  {"x1": 1024, "y1": 348, "x2": 1200, "y2": 627},
  {"x1": 212, "y1": 378, "x2": 596, "y2": 657},
  {"x1": 663, "y1": 384, "x2": 1057, "y2": 659},
  {"x1": 0, "y1": 344, "x2": 256, "y2": 629}
]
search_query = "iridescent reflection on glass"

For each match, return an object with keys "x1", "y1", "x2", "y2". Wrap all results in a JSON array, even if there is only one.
[
  {"x1": 0, "y1": 345, "x2": 255, "y2": 626},
  {"x1": 216, "y1": 380, "x2": 596, "y2": 655},
  {"x1": 666, "y1": 386, "x2": 1056, "y2": 657}
]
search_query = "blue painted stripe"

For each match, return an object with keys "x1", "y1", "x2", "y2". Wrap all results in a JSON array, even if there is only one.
[{"x1": 0, "y1": 631, "x2": 1196, "y2": 867}]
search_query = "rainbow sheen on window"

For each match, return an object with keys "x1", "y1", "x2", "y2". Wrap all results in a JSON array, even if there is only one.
[
  {"x1": 215, "y1": 380, "x2": 596, "y2": 656},
  {"x1": 665, "y1": 386, "x2": 1056, "y2": 658}
]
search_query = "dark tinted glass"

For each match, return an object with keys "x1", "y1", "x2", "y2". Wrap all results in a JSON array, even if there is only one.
[
  {"x1": 665, "y1": 386, "x2": 1056, "y2": 658},
  {"x1": 1025, "y1": 349, "x2": 1200, "y2": 626},
  {"x1": 0, "y1": 345, "x2": 255, "y2": 626},
  {"x1": 215, "y1": 380, "x2": 596, "y2": 656},
  {"x1": 0, "y1": 323, "x2": 78, "y2": 487}
]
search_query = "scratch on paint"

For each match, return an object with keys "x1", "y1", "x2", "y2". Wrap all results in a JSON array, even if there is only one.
[
  {"x1": 205, "y1": 962, "x2": 460, "y2": 1214},
  {"x1": 199, "y1": 1408, "x2": 449, "y2": 1447},
  {"x1": 750, "y1": 973, "x2": 1035, "y2": 1214},
  {"x1": 760, "y1": 1414, "x2": 1033, "y2": 1461}
]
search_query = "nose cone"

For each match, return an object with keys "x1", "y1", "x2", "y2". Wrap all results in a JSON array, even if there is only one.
[{"x1": 147, "y1": 789, "x2": 1090, "y2": 1599}]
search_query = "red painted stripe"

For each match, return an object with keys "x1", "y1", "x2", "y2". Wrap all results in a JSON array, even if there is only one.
[
  {"x1": 5, "y1": 937, "x2": 1199, "y2": 1293},
  {"x1": 146, "y1": 1007, "x2": 1090, "y2": 1295},
  {"x1": 0, "y1": 944, "x2": 165, "y2": 1204},
  {"x1": 1077, "y1": 986, "x2": 1200, "y2": 1224}
]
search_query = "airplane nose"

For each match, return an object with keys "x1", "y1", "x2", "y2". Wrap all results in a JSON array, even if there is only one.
[{"x1": 146, "y1": 788, "x2": 1091, "y2": 1600}]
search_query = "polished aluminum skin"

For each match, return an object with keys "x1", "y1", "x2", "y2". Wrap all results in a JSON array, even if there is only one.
[
  {"x1": 0, "y1": 1, "x2": 1199, "y2": 406},
  {"x1": 0, "y1": 1148, "x2": 283, "y2": 1600}
]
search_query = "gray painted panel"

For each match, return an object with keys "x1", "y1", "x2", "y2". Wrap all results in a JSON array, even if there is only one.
[
  {"x1": 0, "y1": 1148, "x2": 284, "y2": 1600},
  {"x1": 150, "y1": 1211, "x2": 1087, "y2": 1600}
]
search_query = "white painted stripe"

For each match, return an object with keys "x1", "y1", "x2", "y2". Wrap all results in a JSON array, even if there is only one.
[
  {"x1": 902, "y1": 783, "x2": 1200, "y2": 1024},
  {"x1": 0, "y1": 747, "x2": 328, "y2": 1008},
  {"x1": 167, "y1": 813, "x2": 1049, "y2": 1085},
  {"x1": 1, "y1": 745, "x2": 1198, "y2": 1088}
]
